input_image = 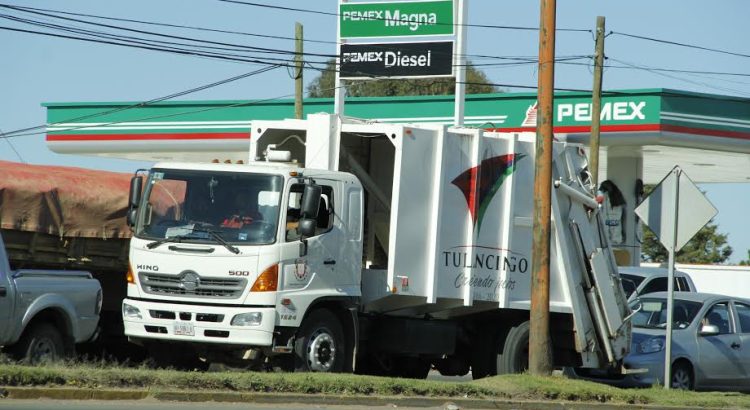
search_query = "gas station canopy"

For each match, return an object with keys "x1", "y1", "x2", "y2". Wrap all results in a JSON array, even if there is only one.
[{"x1": 44, "y1": 88, "x2": 750, "y2": 183}]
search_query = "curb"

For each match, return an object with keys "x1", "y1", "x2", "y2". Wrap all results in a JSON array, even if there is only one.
[{"x1": 0, "y1": 386, "x2": 702, "y2": 409}]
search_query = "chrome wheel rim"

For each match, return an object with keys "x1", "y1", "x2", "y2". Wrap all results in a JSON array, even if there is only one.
[
  {"x1": 29, "y1": 337, "x2": 56, "y2": 363},
  {"x1": 306, "y1": 328, "x2": 335, "y2": 372}
]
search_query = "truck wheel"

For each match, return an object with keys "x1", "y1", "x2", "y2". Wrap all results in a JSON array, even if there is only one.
[
  {"x1": 294, "y1": 309, "x2": 346, "y2": 372},
  {"x1": 13, "y1": 323, "x2": 66, "y2": 364},
  {"x1": 498, "y1": 321, "x2": 530, "y2": 374}
]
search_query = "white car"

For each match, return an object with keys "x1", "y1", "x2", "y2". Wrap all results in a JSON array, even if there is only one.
[{"x1": 619, "y1": 266, "x2": 696, "y2": 301}]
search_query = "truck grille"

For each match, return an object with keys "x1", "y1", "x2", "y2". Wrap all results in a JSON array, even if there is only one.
[{"x1": 139, "y1": 271, "x2": 247, "y2": 299}]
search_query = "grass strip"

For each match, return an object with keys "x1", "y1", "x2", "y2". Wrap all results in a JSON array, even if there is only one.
[{"x1": 1, "y1": 363, "x2": 750, "y2": 408}]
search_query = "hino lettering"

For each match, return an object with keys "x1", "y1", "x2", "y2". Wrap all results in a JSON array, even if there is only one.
[
  {"x1": 557, "y1": 101, "x2": 646, "y2": 122},
  {"x1": 136, "y1": 264, "x2": 159, "y2": 271}
]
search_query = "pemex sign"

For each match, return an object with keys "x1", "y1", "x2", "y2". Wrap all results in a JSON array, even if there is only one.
[
  {"x1": 339, "y1": 0, "x2": 456, "y2": 80},
  {"x1": 340, "y1": 0, "x2": 455, "y2": 38}
]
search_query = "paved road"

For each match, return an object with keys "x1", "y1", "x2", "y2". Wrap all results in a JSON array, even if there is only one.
[{"x1": 0, "y1": 399, "x2": 455, "y2": 410}]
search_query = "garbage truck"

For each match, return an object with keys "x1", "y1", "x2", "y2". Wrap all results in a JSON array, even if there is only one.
[{"x1": 122, "y1": 113, "x2": 632, "y2": 377}]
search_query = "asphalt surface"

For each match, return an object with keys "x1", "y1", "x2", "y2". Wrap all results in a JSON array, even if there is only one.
[{"x1": 0, "y1": 399, "x2": 453, "y2": 410}]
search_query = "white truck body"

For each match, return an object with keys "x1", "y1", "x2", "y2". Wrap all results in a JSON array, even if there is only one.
[{"x1": 122, "y1": 114, "x2": 631, "y2": 375}]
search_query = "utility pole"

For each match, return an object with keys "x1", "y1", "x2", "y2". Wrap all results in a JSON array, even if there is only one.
[
  {"x1": 295, "y1": 22, "x2": 304, "y2": 120},
  {"x1": 530, "y1": 0, "x2": 556, "y2": 376},
  {"x1": 589, "y1": 16, "x2": 605, "y2": 189}
]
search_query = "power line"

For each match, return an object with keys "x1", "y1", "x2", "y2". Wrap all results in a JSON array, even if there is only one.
[
  {"x1": 1, "y1": 65, "x2": 280, "y2": 138},
  {"x1": 0, "y1": 4, "x2": 573, "y2": 65},
  {"x1": 0, "y1": 25, "x2": 308, "y2": 67},
  {"x1": 216, "y1": 0, "x2": 592, "y2": 33},
  {"x1": 0, "y1": 3, "x2": 338, "y2": 45},
  {"x1": 0, "y1": 13, "x2": 330, "y2": 66},
  {"x1": 0, "y1": 129, "x2": 25, "y2": 162},
  {"x1": 3, "y1": 85, "x2": 347, "y2": 140},
  {"x1": 611, "y1": 31, "x2": 750, "y2": 59},
  {"x1": 0, "y1": 4, "x2": 338, "y2": 58}
]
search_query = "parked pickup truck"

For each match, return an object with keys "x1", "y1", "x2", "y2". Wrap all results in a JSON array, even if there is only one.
[{"x1": 0, "y1": 232, "x2": 102, "y2": 362}]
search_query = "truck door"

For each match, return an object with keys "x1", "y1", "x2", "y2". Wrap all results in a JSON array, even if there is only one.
[
  {"x1": 279, "y1": 181, "x2": 343, "y2": 294},
  {"x1": 0, "y1": 238, "x2": 13, "y2": 341}
]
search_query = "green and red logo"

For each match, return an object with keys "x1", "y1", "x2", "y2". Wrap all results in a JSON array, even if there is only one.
[{"x1": 451, "y1": 153, "x2": 525, "y2": 234}]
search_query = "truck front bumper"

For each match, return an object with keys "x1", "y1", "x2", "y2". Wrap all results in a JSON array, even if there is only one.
[{"x1": 122, "y1": 298, "x2": 275, "y2": 347}]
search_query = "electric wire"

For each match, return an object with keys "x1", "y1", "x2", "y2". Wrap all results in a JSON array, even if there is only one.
[
  {"x1": 3, "y1": 85, "x2": 347, "y2": 139},
  {"x1": 216, "y1": 0, "x2": 592, "y2": 33},
  {"x1": 0, "y1": 3, "x2": 338, "y2": 45},
  {"x1": 611, "y1": 31, "x2": 750, "y2": 59},
  {"x1": 1, "y1": 65, "x2": 280, "y2": 138}
]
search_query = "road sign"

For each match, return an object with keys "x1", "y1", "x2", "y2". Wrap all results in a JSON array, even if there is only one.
[
  {"x1": 339, "y1": 0, "x2": 454, "y2": 38},
  {"x1": 340, "y1": 41, "x2": 454, "y2": 79},
  {"x1": 634, "y1": 166, "x2": 717, "y2": 251},
  {"x1": 634, "y1": 166, "x2": 717, "y2": 389}
]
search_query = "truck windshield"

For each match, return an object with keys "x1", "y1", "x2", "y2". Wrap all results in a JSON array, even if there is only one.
[{"x1": 135, "y1": 169, "x2": 283, "y2": 245}]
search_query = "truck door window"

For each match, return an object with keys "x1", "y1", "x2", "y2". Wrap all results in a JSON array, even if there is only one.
[{"x1": 286, "y1": 183, "x2": 334, "y2": 241}]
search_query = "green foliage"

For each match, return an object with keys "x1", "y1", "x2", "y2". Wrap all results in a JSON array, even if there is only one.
[
  {"x1": 4, "y1": 363, "x2": 750, "y2": 408},
  {"x1": 307, "y1": 59, "x2": 498, "y2": 98},
  {"x1": 641, "y1": 221, "x2": 733, "y2": 264},
  {"x1": 740, "y1": 250, "x2": 750, "y2": 266}
]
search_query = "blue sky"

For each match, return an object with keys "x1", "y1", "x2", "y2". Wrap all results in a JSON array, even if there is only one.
[{"x1": 1, "y1": 0, "x2": 749, "y2": 262}]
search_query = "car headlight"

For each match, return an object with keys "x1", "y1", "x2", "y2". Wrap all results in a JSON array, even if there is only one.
[
  {"x1": 637, "y1": 337, "x2": 665, "y2": 354},
  {"x1": 231, "y1": 312, "x2": 263, "y2": 326},
  {"x1": 122, "y1": 302, "x2": 142, "y2": 320}
]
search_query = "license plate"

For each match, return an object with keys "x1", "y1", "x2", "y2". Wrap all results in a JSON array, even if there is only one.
[{"x1": 173, "y1": 321, "x2": 195, "y2": 336}]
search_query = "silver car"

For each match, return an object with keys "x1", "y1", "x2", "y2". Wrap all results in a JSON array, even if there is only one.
[{"x1": 570, "y1": 292, "x2": 750, "y2": 391}]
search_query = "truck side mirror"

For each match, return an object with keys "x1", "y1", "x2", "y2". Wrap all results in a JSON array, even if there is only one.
[
  {"x1": 127, "y1": 175, "x2": 143, "y2": 227},
  {"x1": 297, "y1": 183, "x2": 321, "y2": 241},
  {"x1": 129, "y1": 175, "x2": 143, "y2": 208},
  {"x1": 300, "y1": 184, "x2": 322, "y2": 219},
  {"x1": 298, "y1": 218, "x2": 316, "y2": 238}
]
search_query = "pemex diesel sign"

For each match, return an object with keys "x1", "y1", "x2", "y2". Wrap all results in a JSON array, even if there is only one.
[{"x1": 340, "y1": 0, "x2": 455, "y2": 38}]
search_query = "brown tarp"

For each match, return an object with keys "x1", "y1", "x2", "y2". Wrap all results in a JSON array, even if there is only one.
[{"x1": 0, "y1": 160, "x2": 133, "y2": 239}]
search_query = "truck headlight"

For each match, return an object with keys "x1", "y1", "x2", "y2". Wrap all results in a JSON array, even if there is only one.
[
  {"x1": 123, "y1": 302, "x2": 142, "y2": 320},
  {"x1": 231, "y1": 312, "x2": 263, "y2": 326},
  {"x1": 637, "y1": 337, "x2": 665, "y2": 354}
]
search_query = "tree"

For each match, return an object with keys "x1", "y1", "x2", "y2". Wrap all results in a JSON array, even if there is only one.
[
  {"x1": 740, "y1": 250, "x2": 750, "y2": 266},
  {"x1": 307, "y1": 59, "x2": 498, "y2": 98},
  {"x1": 640, "y1": 221, "x2": 733, "y2": 264}
]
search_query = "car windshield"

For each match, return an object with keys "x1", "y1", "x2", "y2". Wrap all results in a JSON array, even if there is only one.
[
  {"x1": 630, "y1": 298, "x2": 703, "y2": 329},
  {"x1": 620, "y1": 273, "x2": 645, "y2": 298},
  {"x1": 135, "y1": 169, "x2": 283, "y2": 245}
]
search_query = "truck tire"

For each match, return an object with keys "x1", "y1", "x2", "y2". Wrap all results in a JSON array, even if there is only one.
[
  {"x1": 498, "y1": 321, "x2": 530, "y2": 374},
  {"x1": 294, "y1": 309, "x2": 346, "y2": 372},
  {"x1": 12, "y1": 323, "x2": 66, "y2": 364}
]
